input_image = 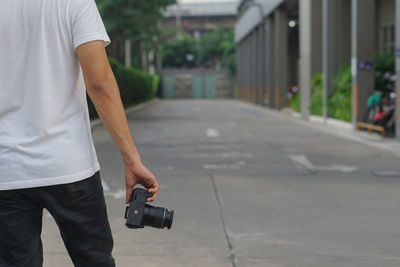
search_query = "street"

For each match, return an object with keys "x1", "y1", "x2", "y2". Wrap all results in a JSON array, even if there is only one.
[{"x1": 43, "y1": 99, "x2": 400, "y2": 267}]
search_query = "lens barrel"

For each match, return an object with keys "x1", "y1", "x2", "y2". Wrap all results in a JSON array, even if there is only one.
[{"x1": 143, "y1": 204, "x2": 174, "y2": 229}]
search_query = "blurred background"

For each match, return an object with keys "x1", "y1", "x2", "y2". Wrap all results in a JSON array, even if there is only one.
[
  {"x1": 91, "y1": 0, "x2": 400, "y2": 138},
  {"x1": 44, "y1": 1, "x2": 400, "y2": 266}
]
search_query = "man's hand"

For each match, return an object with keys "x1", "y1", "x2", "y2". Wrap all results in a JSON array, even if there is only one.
[
  {"x1": 125, "y1": 161, "x2": 159, "y2": 204},
  {"x1": 76, "y1": 41, "x2": 159, "y2": 203}
]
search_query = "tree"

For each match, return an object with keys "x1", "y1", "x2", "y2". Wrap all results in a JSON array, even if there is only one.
[
  {"x1": 162, "y1": 33, "x2": 198, "y2": 68},
  {"x1": 220, "y1": 30, "x2": 236, "y2": 75},
  {"x1": 161, "y1": 29, "x2": 236, "y2": 74},
  {"x1": 198, "y1": 29, "x2": 235, "y2": 73},
  {"x1": 96, "y1": 0, "x2": 175, "y2": 69}
]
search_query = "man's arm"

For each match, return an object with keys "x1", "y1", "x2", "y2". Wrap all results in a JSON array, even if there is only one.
[{"x1": 76, "y1": 40, "x2": 159, "y2": 203}]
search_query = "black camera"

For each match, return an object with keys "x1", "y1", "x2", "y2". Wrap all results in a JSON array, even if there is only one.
[{"x1": 125, "y1": 188, "x2": 174, "y2": 229}]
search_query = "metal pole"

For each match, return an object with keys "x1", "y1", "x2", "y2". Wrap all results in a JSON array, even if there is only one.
[
  {"x1": 176, "y1": 0, "x2": 182, "y2": 39},
  {"x1": 351, "y1": 0, "x2": 358, "y2": 130},
  {"x1": 265, "y1": 19, "x2": 270, "y2": 104},
  {"x1": 322, "y1": 0, "x2": 328, "y2": 124},
  {"x1": 299, "y1": 0, "x2": 311, "y2": 120},
  {"x1": 396, "y1": 0, "x2": 400, "y2": 139},
  {"x1": 124, "y1": 39, "x2": 132, "y2": 67}
]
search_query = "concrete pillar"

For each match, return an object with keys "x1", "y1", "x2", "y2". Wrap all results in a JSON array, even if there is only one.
[
  {"x1": 239, "y1": 40, "x2": 243, "y2": 100},
  {"x1": 248, "y1": 35, "x2": 252, "y2": 101},
  {"x1": 244, "y1": 37, "x2": 249, "y2": 101},
  {"x1": 236, "y1": 42, "x2": 241, "y2": 98},
  {"x1": 254, "y1": 27, "x2": 258, "y2": 103},
  {"x1": 255, "y1": 27, "x2": 260, "y2": 103},
  {"x1": 396, "y1": 0, "x2": 400, "y2": 139},
  {"x1": 323, "y1": 0, "x2": 351, "y2": 120},
  {"x1": 337, "y1": 0, "x2": 351, "y2": 66},
  {"x1": 351, "y1": 0, "x2": 376, "y2": 126},
  {"x1": 299, "y1": 0, "x2": 322, "y2": 119},
  {"x1": 322, "y1": 0, "x2": 336, "y2": 121},
  {"x1": 273, "y1": 7, "x2": 288, "y2": 109},
  {"x1": 251, "y1": 31, "x2": 256, "y2": 102},
  {"x1": 261, "y1": 21, "x2": 267, "y2": 104},
  {"x1": 266, "y1": 17, "x2": 275, "y2": 108},
  {"x1": 257, "y1": 25, "x2": 264, "y2": 104}
]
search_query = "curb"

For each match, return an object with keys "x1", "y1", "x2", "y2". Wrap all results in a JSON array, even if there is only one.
[
  {"x1": 291, "y1": 112, "x2": 353, "y2": 130},
  {"x1": 90, "y1": 98, "x2": 159, "y2": 129},
  {"x1": 237, "y1": 101, "x2": 400, "y2": 159}
]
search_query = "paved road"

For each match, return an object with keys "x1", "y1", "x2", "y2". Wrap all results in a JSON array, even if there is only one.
[{"x1": 43, "y1": 100, "x2": 400, "y2": 267}]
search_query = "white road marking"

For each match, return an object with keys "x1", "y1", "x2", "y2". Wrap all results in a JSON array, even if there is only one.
[
  {"x1": 230, "y1": 232, "x2": 297, "y2": 245},
  {"x1": 204, "y1": 161, "x2": 245, "y2": 170},
  {"x1": 197, "y1": 143, "x2": 242, "y2": 150},
  {"x1": 206, "y1": 128, "x2": 220, "y2": 138},
  {"x1": 289, "y1": 154, "x2": 358, "y2": 173},
  {"x1": 101, "y1": 180, "x2": 110, "y2": 192},
  {"x1": 316, "y1": 164, "x2": 359, "y2": 173},
  {"x1": 104, "y1": 189, "x2": 125, "y2": 199},
  {"x1": 184, "y1": 151, "x2": 252, "y2": 159},
  {"x1": 372, "y1": 171, "x2": 400, "y2": 177},
  {"x1": 289, "y1": 154, "x2": 314, "y2": 172}
]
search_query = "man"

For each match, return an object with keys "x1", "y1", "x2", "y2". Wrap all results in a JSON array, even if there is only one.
[{"x1": 0, "y1": 0, "x2": 159, "y2": 266}]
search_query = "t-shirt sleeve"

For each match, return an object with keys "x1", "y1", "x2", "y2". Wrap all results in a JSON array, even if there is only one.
[{"x1": 72, "y1": 0, "x2": 111, "y2": 49}]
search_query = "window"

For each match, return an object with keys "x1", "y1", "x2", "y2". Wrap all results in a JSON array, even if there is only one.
[{"x1": 380, "y1": 24, "x2": 395, "y2": 54}]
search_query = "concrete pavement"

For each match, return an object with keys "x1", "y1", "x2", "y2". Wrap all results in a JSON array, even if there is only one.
[{"x1": 43, "y1": 100, "x2": 400, "y2": 266}]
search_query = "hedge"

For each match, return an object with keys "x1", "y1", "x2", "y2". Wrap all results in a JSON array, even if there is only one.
[
  {"x1": 328, "y1": 65, "x2": 352, "y2": 122},
  {"x1": 87, "y1": 58, "x2": 159, "y2": 119},
  {"x1": 310, "y1": 73, "x2": 323, "y2": 116},
  {"x1": 289, "y1": 93, "x2": 300, "y2": 112},
  {"x1": 288, "y1": 65, "x2": 352, "y2": 122},
  {"x1": 305, "y1": 67, "x2": 351, "y2": 121}
]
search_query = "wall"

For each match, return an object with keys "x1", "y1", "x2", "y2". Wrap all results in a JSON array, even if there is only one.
[
  {"x1": 376, "y1": 0, "x2": 395, "y2": 53},
  {"x1": 161, "y1": 69, "x2": 234, "y2": 99}
]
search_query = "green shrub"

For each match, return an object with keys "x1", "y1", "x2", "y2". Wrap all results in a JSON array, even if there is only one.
[
  {"x1": 289, "y1": 93, "x2": 300, "y2": 112},
  {"x1": 290, "y1": 73, "x2": 323, "y2": 115},
  {"x1": 301, "y1": 60, "x2": 383, "y2": 122},
  {"x1": 311, "y1": 73, "x2": 323, "y2": 116},
  {"x1": 108, "y1": 57, "x2": 121, "y2": 74},
  {"x1": 306, "y1": 67, "x2": 351, "y2": 122},
  {"x1": 87, "y1": 58, "x2": 159, "y2": 119},
  {"x1": 375, "y1": 53, "x2": 395, "y2": 90},
  {"x1": 328, "y1": 65, "x2": 352, "y2": 122}
]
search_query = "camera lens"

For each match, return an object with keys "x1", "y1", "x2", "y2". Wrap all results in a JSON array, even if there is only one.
[{"x1": 143, "y1": 204, "x2": 174, "y2": 229}]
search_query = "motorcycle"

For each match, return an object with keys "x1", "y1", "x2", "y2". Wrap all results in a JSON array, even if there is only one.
[{"x1": 364, "y1": 72, "x2": 396, "y2": 137}]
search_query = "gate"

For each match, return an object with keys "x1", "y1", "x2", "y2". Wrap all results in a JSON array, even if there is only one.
[
  {"x1": 162, "y1": 75, "x2": 174, "y2": 99},
  {"x1": 161, "y1": 69, "x2": 232, "y2": 99},
  {"x1": 192, "y1": 74, "x2": 215, "y2": 99}
]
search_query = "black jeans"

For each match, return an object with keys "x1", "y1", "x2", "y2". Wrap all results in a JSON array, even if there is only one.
[{"x1": 0, "y1": 172, "x2": 115, "y2": 267}]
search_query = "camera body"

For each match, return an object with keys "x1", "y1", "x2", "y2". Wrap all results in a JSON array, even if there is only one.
[{"x1": 125, "y1": 188, "x2": 174, "y2": 229}]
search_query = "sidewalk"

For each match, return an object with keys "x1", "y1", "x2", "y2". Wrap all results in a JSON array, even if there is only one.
[
  {"x1": 243, "y1": 102, "x2": 400, "y2": 160},
  {"x1": 291, "y1": 112, "x2": 400, "y2": 160}
]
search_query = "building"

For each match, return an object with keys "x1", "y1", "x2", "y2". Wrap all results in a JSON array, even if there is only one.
[
  {"x1": 236, "y1": 0, "x2": 298, "y2": 108},
  {"x1": 235, "y1": 0, "x2": 398, "y2": 134},
  {"x1": 163, "y1": 1, "x2": 237, "y2": 39}
]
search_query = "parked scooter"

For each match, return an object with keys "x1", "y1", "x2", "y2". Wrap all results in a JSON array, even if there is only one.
[{"x1": 364, "y1": 72, "x2": 396, "y2": 137}]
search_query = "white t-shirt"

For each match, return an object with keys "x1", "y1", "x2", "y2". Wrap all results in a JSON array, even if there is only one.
[{"x1": 0, "y1": 0, "x2": 111, "y2": 190}]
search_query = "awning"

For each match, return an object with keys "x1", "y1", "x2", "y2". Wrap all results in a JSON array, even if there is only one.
[{"x1": 235, "y1": 0, "x2": 284, "y2": 43}]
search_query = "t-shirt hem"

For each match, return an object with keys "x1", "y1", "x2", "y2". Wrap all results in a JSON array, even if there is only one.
[
  {"x1": 74, "y1": 33, "x2": 111, "y2": 49},
  {"x1": 0, "y1": 163, "x2": 101, "y2": 191}
]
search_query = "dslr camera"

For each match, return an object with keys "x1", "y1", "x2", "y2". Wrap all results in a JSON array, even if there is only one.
[{"x1": 125, "y1": 188, "x2": 174, "y2": 229}]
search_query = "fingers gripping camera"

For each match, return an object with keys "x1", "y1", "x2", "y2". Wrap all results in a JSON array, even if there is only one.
[{"x1": 125, "y1": 188, "x2": 174, "y2": 229}]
